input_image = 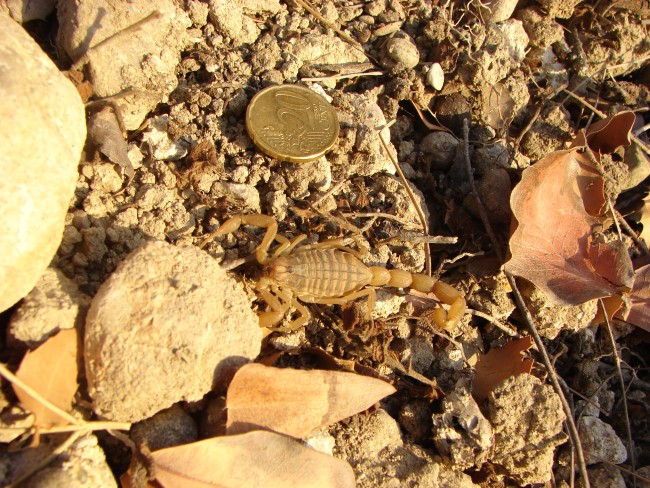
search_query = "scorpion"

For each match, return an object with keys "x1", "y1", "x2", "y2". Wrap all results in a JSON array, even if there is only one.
[{"x1": 201, "y1": 213, "x2": 466, "y2": 331}]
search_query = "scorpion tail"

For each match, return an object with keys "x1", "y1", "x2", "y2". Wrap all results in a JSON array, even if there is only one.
[{"x1": 411, "y1": 274, "x2": 466, "y2": 331}]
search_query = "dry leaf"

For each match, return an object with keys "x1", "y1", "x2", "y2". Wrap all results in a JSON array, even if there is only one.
[
  {"x1": 623, "y1": 263, "x2": 650, "y2": 332},
  {"x1": 13, "y1": 328, "x2": 79, "y2": 428},
  {"x1": 151, "y1": 431, "x2": 356, "y2": 488},
  {"x1": 571, "y1": 111, "x2": 635, "y2": 155},
  {"x1": 226, "y1": 363, "x2": 396, "y2": 438},
  {"x1": 482, "y1": 82, "x2": 515, "y2": 130},
  {"x1": 472, "y1": 336, "x2": 534, "y2": 402},
  {"x1": 505, "y1": 148, "x2": 634, "y2": 305},
  {"x1": 88, "y1": 106, "x2": 135, "y2": 179},
  {"x1": 592, "y1": 294, "x2": 626, "y2": 325}
]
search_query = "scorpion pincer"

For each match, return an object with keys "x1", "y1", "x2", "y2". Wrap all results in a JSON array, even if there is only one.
[{"x1": 200, "y1": 213, "x2": 466, "y2": 331}]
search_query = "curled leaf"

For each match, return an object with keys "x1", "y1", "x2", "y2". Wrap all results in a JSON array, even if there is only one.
[
  {"x1": 88, "y1": 106, "x2": 135, "y2": 179},
  {"x1": 505, "y1": 149, "x2": 633, "y2": 305},
  {"x1": 571, "y1": 111, "x2": 636, "y2": 155}
]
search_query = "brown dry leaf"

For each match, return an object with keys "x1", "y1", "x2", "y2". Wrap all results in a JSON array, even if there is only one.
[
  {"x1": 151, "y1": 431, "x2": 356, "y2": 488},
  {"x1": 505, "y1": 148, "x2": 634, "y2": 305},
  {"x1": 226, "y1": 363, "x2": 396, "y2": 438},
  {"x1": 13, "y1": 328, "x2": 79, "y2": 428},
  {"x1": 88, "y1": 106, "x2": 135, "y2": 179},
  {"x1": 571, "y1": 111, "x2": 635, "y2": 155},
  {"x1": 472, "y1": 336, "x2": 534, "y2": 402},
  {"x1": 623, "y1": 263, "x2": 650, "y2": 332},
  {"x1": 482, "y1": 82, "x2": 515, "y2": 130},
  {"x1": 592, "y1": 294, "x2": 625, "y2": 325}
]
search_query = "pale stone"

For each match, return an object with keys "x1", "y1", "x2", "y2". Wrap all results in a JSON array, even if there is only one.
[
  {"x1": 85, "y1": 241, "x2": 261, "y2": 422},
  {"x1": 0, "y1": 14, "x2": 86, "y2": 313},
  {"x1": 57, "y1": 0, "x2": 191, "y2": 130}
]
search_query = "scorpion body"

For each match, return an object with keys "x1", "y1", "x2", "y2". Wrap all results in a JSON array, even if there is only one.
[{"x1": 201, "y1": 214, "x2": 466, "y2": 331}]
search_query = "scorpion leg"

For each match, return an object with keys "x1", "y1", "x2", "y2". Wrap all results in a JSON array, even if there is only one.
[
  {"x1": 299, "y1": 287, "x2": 377, "y2": 320},
  {"x1": 199, "y1": 213, "x2": 278, "y2": 264},
  {"x1": 272, "y1": 234, "x2": 308, "y2": 257},
  {"x1": 295, "y1": 236, "x2": 367, "y2": 260},
  {"x1": 256, "y1": 278, "x2": 310, "y2": 330}
]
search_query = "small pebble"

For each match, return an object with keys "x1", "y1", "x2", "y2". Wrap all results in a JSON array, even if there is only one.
[
  {"x1": 425, "y1": 63, "x2": 444, "y2": 91},
  {"x1": 386, "y1": 35, "x2": 419, "y2": 68}
]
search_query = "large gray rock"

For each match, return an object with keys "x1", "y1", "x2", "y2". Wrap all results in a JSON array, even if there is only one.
[
  {"x1": 0, "y1": 14, "x2": 86, "y2": 313},
  {"x1": 57, "y1": 0, "x2": 191, "y2": 130},
  {"x1": 85, "y1": 241, "x2": 261, "y2": 422}
]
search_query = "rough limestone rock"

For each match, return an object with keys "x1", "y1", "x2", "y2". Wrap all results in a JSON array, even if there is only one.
[
  {"x1": 432, "y1": 382, "x2": 493, "y2": 469},
  {"x1": 0, "y1": 14, "x2": 86, "y2": 313},
  {"x1": 578, "y1": 416, "x2": 628, "y2": 465},
  {"x1": 486, "y1": 374, "x2": 568, "y2": 485},
  {"x1": 57, "y1": 0, "x2": 191, "y2": 130},
  {"x1": 85, "y1": 240, "x2": 261, "y2": 422},
  {"x1": 9, "y1": 268, "x2": 90, "y2": 348}
]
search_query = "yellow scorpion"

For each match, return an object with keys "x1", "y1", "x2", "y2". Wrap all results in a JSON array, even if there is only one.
[{"x1": 202, "y1": 214, "x2": 466, "y2": 331}]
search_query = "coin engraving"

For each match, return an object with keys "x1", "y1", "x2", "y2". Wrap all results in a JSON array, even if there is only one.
[{"x1": 246, "y1": 85, "x2": 339, "y2": 163}]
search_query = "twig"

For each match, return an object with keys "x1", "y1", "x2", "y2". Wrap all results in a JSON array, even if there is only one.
[
  {"x1": 0, "y1": 420, "x2": 132, "y2": 436},
  {"x1": 469, "y1": 310, "x2": 518, "y2": 337},
  {"x1": 311, "y1": 179, "x2": 348, "y2": 208},
  {"x1": 613, "y1": 207, "x2": 650, "y2": 255},
  {"x1": 462, "y1": 120, "x2": 503, "y2": 262},
  {"x1": 598, "y1": 299, "x2": 636, "y2": 487},
  {"x1": 511, "y1": 102, "x2": 543, "y2": 167},
  {"x1": 506, "y1": 273, "x2": 591, "y2": 488},
  {"x1": 293, "y1": 0, "x2": 365, "y2": 54},
  {"x1": 378, "y1": 126, "x2": 433, "y2": 275},
  {"x1": 0, "y1": 363, "x2": 81, "y2": 427},
  {"x1": 461, "y1": 119, "x2": 591, "y2": 487},
  {"x1": 301, "y1": 71, "x2": 384, "y2": 82},
  {"x1": 608, "y1": 199, "x2": 624, "y2": 242},
  {"x1": 341, "y1": 211, "x2": 422, "y2": 229},
  {"x1": 599, "y1": 460, "x2": 650, "y2": 484},
  {"x1": 71, "y1": 11, "x2": 164, "y2": 71}
]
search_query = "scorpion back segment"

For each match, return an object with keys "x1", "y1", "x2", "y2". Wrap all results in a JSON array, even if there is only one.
[{"x1": 200, "y1": 213, "x2": 466, "y2": 331}]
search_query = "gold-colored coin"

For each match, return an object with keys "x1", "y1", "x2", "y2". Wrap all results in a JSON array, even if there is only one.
[{"x1": 245, "y1": 84, "x2": 339, "y2": 163}]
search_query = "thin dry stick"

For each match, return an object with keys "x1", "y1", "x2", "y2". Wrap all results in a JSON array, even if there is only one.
[
  {"x1": 0, "y1": 421, "x2": 132, "y2": 441},
  {"x1": 302, "y1": 71, "x2": 384, "y2": 82},
  {"x1": 462, "y1": 119, "x2": 591, "y2": 488},
  {"x1": 71, "y1": 11, "x2": 164, "y2": 70},
  {"x1": 311, "y1": 179, "x2": 348, "y2": 208},
  {"x1": 378, "y1": 127, "x2": 433, "y2": 275},
  {"x1": 613, "y1": 207, "x2": 650, "y2": 255},
  {"x1": 293, "y1": 0, "x2": 365, "y2": 53},
  {"x1": 341, "y1": 211, "x2": 422, "y2": 229},
  {"x1": 506, "y1": 274, "x2": 591, "y2": 488},
  {"x1": 461, "y1": 120, "x2": 503, "y2": 260},
  {"x1": 0, "y1": 363, "x2": 81, "y2": 426},
  {"x1": 598, "y1": 299, "x2": 637, "y2": 487},
  {"x1": 8, "y1": 430, "x2": 83, "y2": 487},
  {"x1": 469, "y1": 310, "x2": 518, "y2": 337}
]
